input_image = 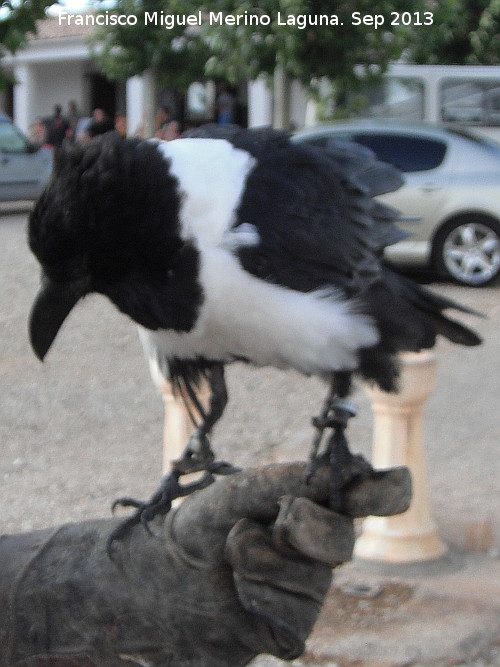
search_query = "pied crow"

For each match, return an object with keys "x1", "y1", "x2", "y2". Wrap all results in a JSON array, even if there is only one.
[{"x1": 28, "y1": 126, "x2": 481, "y2": 543}]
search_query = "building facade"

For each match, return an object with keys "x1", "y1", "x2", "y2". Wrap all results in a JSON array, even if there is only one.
[{"x1": 1, "y1": 15, "x2": 311, "y2": 138}]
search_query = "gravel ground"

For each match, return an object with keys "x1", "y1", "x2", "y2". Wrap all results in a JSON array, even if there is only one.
[{"x1": 1, "y1": 207, "x2": 499, "y2": 666}]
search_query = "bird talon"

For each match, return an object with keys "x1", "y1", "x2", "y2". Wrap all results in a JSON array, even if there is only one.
[
  {"x1": 140, "y1": 507, "x2": 161, "y2": 533},
  {"x1": 106, "y1": 514, "x2": 143, "y2": 558},
  {"x1": 106, "y1": 458, "x2": 238, "y2": 558},
  {"x1": 172, "y1": 437, "x2": 216, "y2": 474},
  {"x1": 305, "y1": 452, "x2": 329, "y2": 484},
  {"x1": 111, "y1": 497, "x2": 144, "y2": 513},
  {"x1": 311, "y1": 415, "x2": 336, "y2": 430},
  {"x1": 208, "y1": 461, "x2": 241, "y2": 476}
]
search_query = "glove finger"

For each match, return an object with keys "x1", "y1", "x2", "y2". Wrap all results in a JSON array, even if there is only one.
[
  {"x1": 172, "y1": 461, "x2": 411, "y2": 560},
  {"x1": 342, "y1": 467, "x2": 412, "y2": 518},
  {"x1": 171, "y1": 463, "x2": 332, "y2": 561},
  {"x1": 225, "y1": 518, "x2": 332, "y2": 661},
  {"x1": 225, "y1": 518, "x2": 331, "y2": 602},
  {"x1": 273, "y1": 496, "x2": 355, "y2": 567}
]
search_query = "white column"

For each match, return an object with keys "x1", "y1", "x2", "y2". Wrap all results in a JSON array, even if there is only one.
[
  {"x1": 142, "y1": 69, "x2": 156, "y2": 138},
  {"x1": 289, "y1": 80, "x2": 307, "y2": 130},
  {"x1": 247, "y1": 76, "x2": 273, "y2": 127},
  {"x1": 304, "y1": 99, "x2": 318, "y2": 128},
  {"x1": 355, "y1": 351, "x2": 447, "y2": 563},
  {"x1": 13, "y1": 63, "x2": 36, "y2": 133},
  {"x1": 206, "y1": 80, "x2": 216, "y2": 120},
  {"x1": 126, "y1": 76, "x2": 144, "y2": 137},
  {"x1": 126, "y1": 71, "x2": 156, "y2": 138},
  {"x1": 273, "y1": 65, "x2": 291, "y2": 129}
]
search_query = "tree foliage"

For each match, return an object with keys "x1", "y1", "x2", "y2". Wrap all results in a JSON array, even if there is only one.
[
  {"x1": 200, "y1": 0, "x2": 410, "y2": 94},
  {"x1": 91, "y1": 0, "x2": 210, "y2": 89},
  {"x1": 403, "y1": 0, "x2": 500, "y2": 65},
  {"x1": 470, "y1": 0, "x2": 500, "y2": 63},
  {"x1": 4, "y1": 0, "x2": 500, "y2": 114},
  {"x1": 0, "y1": 0, "x2": 56, "y2": 88},
  {"x1": 92, "y1": 0, "x2": 416, "y2": 96}
]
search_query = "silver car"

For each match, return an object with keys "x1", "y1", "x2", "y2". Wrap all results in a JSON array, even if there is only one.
[
  {"x1": 294, "y1": 121, "x2": 500, "y2": 286},
  {"x1": 0, "y1": 113, "x2": 53, "y2": 202}
]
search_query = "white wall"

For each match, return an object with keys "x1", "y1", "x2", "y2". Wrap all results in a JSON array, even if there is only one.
[
  {"x1": 289, "y1": 80, "x2": 308, "y2": 130},
  {"x1": 248, "y1": 76, "x2": 273, "y2": 127},
  {"x1": 12, "y1": 59, "x2": 86, "y2": 132},
  {"x1": 13, "y1": 64, "x2": 36, "y2": 132},
  {"x1": 5, "y1": 28, "x2": 312, "y2": 136},
  {"x1": 34, "y1": 61, "x2": 86, "y2": 122},
  {"x1": 248, "y1": 75, "x2": 310, "y2": 130}
]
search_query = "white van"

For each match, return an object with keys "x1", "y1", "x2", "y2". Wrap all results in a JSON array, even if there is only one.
[{"x1": 360, "y1": 63, "x2": 500, "y2": 143}]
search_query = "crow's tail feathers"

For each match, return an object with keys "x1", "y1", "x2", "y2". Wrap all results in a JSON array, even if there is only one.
[
  {"x1": 359, "y1": 269, "x2": 481, "y2": 392},
  {"x1": 399, "y1": 273, "x2": 482, "y2": 347}
]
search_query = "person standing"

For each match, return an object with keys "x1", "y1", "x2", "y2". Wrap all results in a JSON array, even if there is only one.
[
  {"x1": 215, "y1": 83, "x2": 236, "y2": 125},
  {"x1": 45, "y1": 104, "x2": 70, "y2": 147}
]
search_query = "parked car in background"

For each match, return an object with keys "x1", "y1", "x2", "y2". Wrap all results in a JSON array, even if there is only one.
[
  {"x1": 293, "y1": 121, "x2": 500, "y2": 286},
  {"x1": 0, "y1": 113, "x2": 53, "y2": 202}
]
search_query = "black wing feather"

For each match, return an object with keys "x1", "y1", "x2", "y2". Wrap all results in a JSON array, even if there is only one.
[
  {"x1": 224, "y1": 127, "x2": 404, "y2": 295},
  {"x1": 185, "y1": 125, "x2": 480, "y2": 391}
]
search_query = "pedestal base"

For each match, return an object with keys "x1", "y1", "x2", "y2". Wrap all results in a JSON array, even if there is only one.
[
  {"x1": 355, "y1": 351, "x2": 448, "y2": 564},
  {"x1": 355, "y1": 517, "x2": 447, "y2": 563}
]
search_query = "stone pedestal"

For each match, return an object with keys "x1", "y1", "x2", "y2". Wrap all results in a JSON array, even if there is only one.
[
  {"x1": 154, "y1": 377, "x2": 210, "y2": 475},
  {"x1": 354, "y1": 351, "x2": 447, "y2": 563}
]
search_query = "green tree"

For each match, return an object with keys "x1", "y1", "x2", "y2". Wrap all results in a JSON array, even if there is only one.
[
  {"x1": 0, "y1": 0, "x2": 56, "y2": 88},
  {"x1": 200, "y1": 0, "x2": 410, "y2": 96},
  {"x1": 403, "y1": 0, "x2": 500, "y2": 65},
  {"x1": 470, "y1": 0, "x2": 500, "y2": 63},
  {"x1": 93, "y1": 0, "x2": 416, "y2": 96},
  {"x1": 91, "y1": 0, "x2": 210, "y2": 89}
]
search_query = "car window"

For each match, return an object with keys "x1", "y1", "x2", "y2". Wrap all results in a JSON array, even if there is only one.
[
  {"x1": 351, "y1": 134, "x2": 447, "y2": 172},
  {"x1": 440, "y1": 78, "x2": 500, "y2": 126},
  {"x1": 302, "y1": 138, "x2": 329, "y2": 148},
  {"x1": 0, "y1": 121, "x2": 29, "y2": 153},
  {"x1": 303, "y1": 134, "x2": 354, "y2": 147}
]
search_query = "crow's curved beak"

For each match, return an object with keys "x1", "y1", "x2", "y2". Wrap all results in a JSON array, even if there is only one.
[{"x1": 29, "y1": 274, "x2": 89, "y2": 361}]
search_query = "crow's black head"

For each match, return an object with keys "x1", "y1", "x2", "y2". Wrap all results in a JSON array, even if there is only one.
[{"x1": 29, "y1": 133, "x2": 203, "y2": 360}]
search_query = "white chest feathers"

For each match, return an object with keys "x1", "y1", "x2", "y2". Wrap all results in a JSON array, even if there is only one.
[
  {"x1": 157, "y1": 138, "x2": 257, "y2": 246},
  {"x1": 139, "y1": 246, "x2": 378, "y2": 377}
]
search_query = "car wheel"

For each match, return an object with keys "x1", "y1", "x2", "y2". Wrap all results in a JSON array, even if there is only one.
[{"x1": 432, "y1": 215, "x2": 500, "y2": 286}]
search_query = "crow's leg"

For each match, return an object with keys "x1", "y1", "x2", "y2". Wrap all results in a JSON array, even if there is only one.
[
  {"x1": 106, "y1": 470, "x2": 216, "y2": 556},
  {"x1": 107, "y1": 363, "x2": 237, "y2": 557},
  {"x1": 306, "y1": 372, "x2": 370, "y2": 511},
  {"x1": 172, "y1": 364, "x2": 236, "y2": 475},
  {"x1": 307, "y1": 372, "x2": 353, "y2": 470},
  {"x1": 324, "y1": 399, "x2": 358, "y2": 511}
]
